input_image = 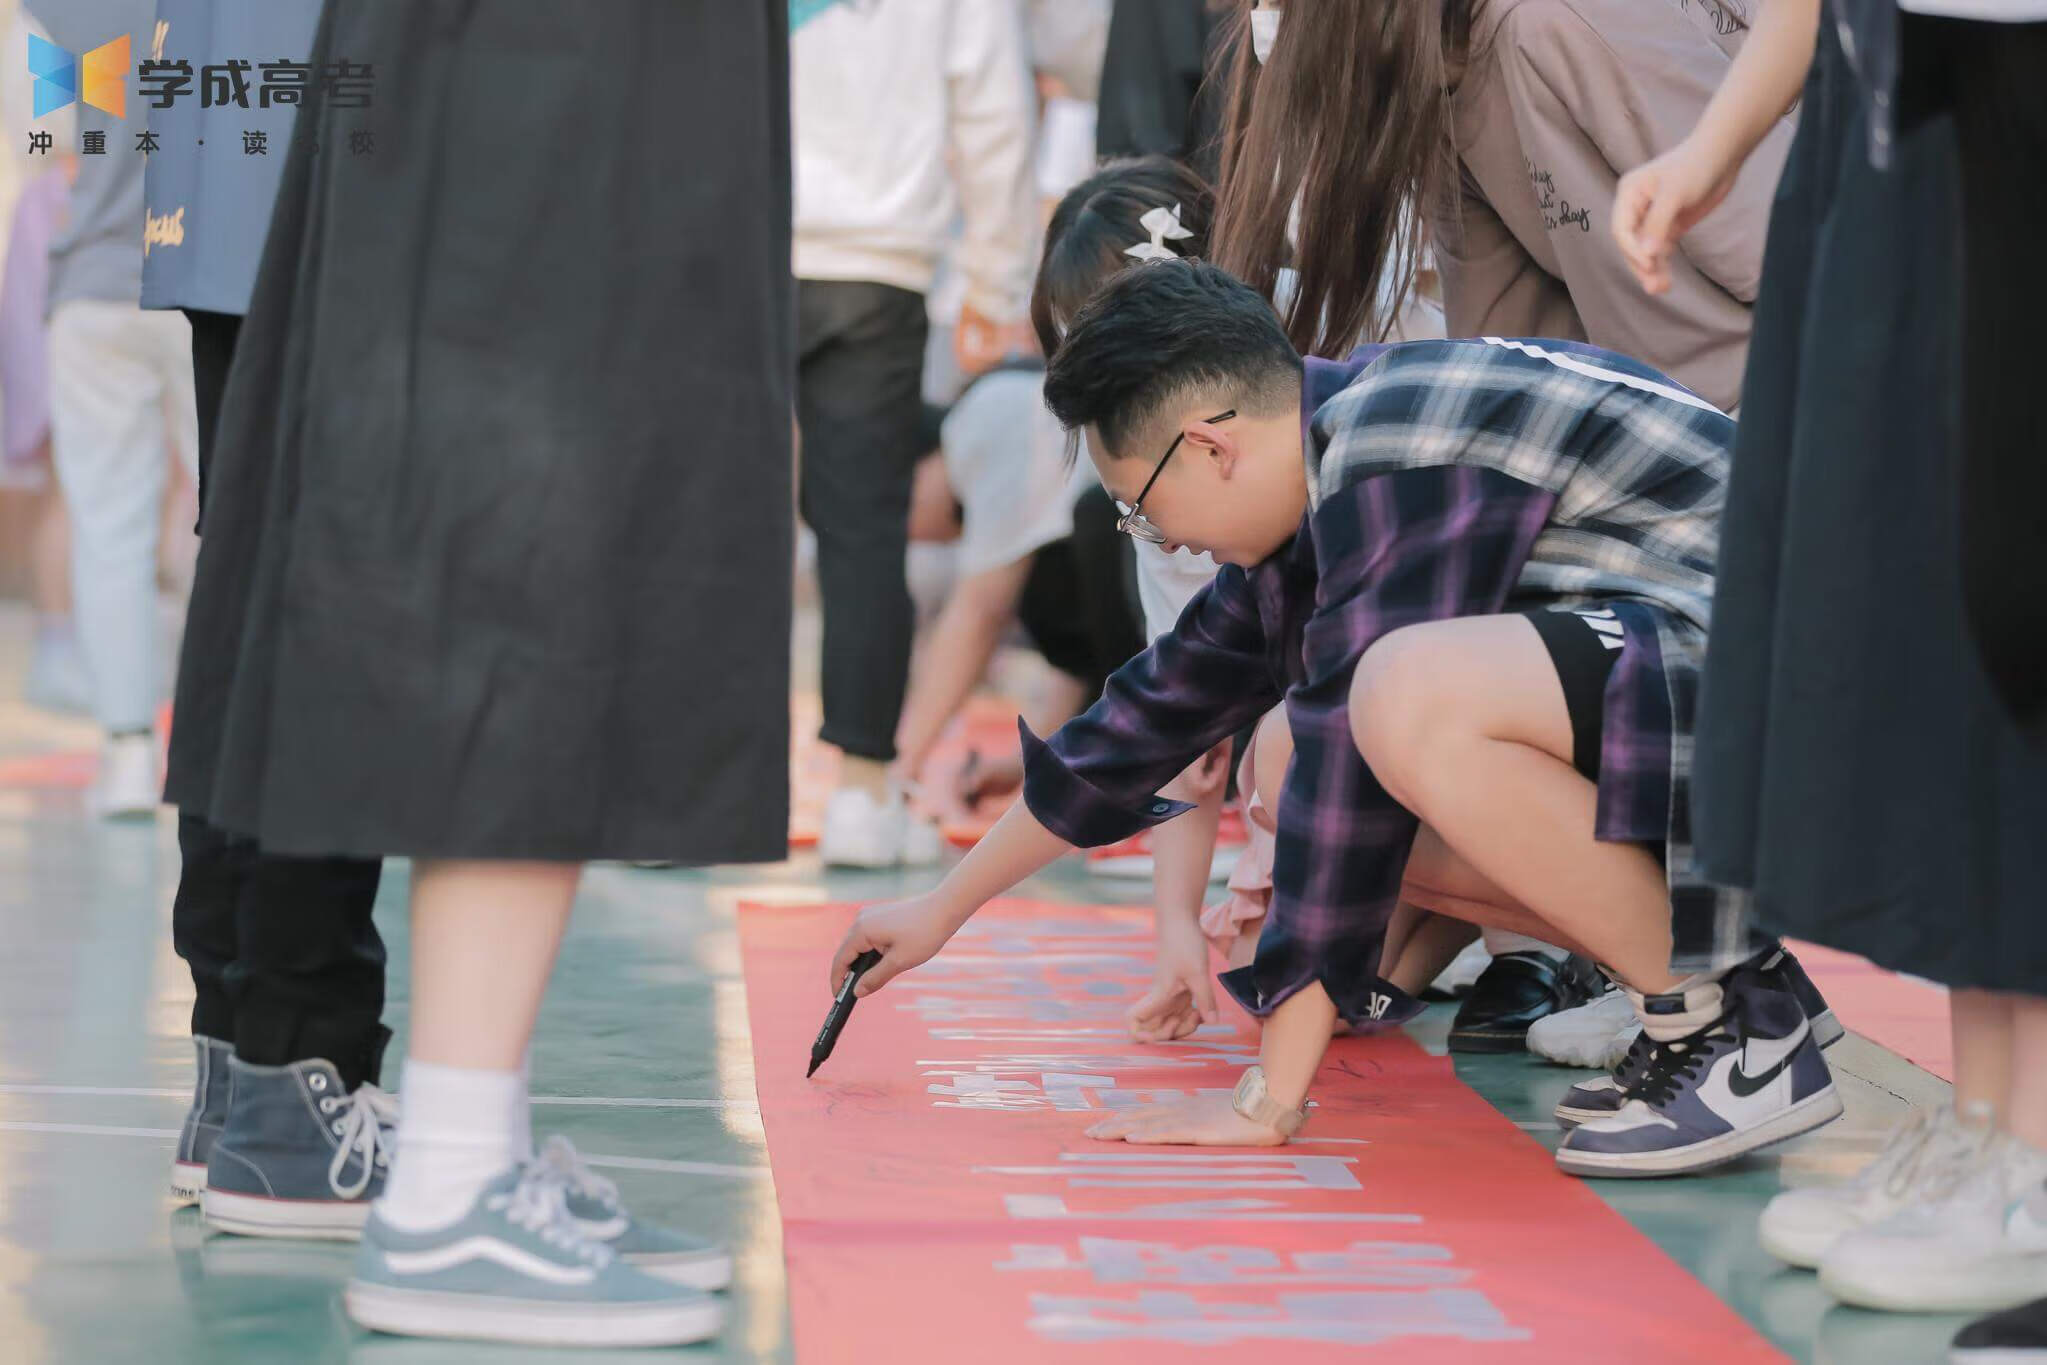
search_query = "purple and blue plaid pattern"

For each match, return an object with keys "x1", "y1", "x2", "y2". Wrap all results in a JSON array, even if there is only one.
[{"x1": 1024, "y1": 339, "x2": 1758, "y2": 1023}]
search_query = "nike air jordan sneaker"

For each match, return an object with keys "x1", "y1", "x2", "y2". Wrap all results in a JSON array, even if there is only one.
[
  {"x1": 1554, "y1": 959, "x2": 1842, "y2": 1178},
  {"x1": 1551, "y1": 945, "x2": 1843, "y2": 1129}
]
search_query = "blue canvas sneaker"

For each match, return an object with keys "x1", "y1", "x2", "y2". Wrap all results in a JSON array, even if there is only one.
[
  {"x1": 537, "y1": 1136, "x2": 733, "y2": 1290},
  {"x1": 346, "y1": 1164, "x2": 723, "y2": 1347},
  {"x1": 1555, "y1": 959, "x2": 1842, "y2": 1177},
  {"x1": 171, "y1": 1035, "x2": 233, "y2": 1202},
  {"x1": 202, "y1": 1057, "x2": 394, "y2": 1239}
]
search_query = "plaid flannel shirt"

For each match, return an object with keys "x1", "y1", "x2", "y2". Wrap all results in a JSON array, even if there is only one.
[{"x1": 1021, "y1": 338, "x2": 1760, "y2": 1026}]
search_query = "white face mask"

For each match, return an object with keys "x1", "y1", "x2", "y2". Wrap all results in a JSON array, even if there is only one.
[{"x1": 1250, "y1": 6, "x2": 1282, "y2": 64}]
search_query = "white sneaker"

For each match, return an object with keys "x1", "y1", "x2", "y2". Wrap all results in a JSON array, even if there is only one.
[
  {"x1": 817, "y1": 788, "x2": 943, "y2": 869},
  {"x1": 91, "y1": 733, "x2": 160, "y2": 820},
  {"x1": 1820, "y1": 1137, "x2": 2047, "y2": 1313},
  {"x1": 1761, "y1": 1104, "x2": 1990, "y2": 1268},
  {"x1": 1527, "y1": 987, "x2": 1636, "y2": 1069}
]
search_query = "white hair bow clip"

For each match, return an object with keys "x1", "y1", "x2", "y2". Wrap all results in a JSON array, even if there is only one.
[{"x1": 1125, "y1": 203, "x2": 1195, "y2": 262}]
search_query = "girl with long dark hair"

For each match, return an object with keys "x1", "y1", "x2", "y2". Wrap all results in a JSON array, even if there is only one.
[
  {"x1": 1212, "y1": 0, "x2": 1787, "y2": 409},
  {"x1": 1207, "y1": 0, "x2": 1811, "y2": 1069}
]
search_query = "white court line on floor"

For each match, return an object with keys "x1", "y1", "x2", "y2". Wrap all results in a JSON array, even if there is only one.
[
  {"x1": 0, "y1": 1119, "x2": 768, "y2": 1180},
  {"x1": 578, "y1": 1154, "x2": 771, "y2": 1182},
  {"x1": 0, "y1": 1084, "x2": 757, "y2": 1110},
  {"x1": 0, "y1": 1120, "x2": 179, "y2": 1139},
  {"x1": 531, "y1": 1096, "x2": 758, "y2": 1111}
]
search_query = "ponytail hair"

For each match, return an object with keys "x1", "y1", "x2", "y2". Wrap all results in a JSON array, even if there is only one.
[{"x1": 1031, "y1": 155, "x2": 1217, "y2": 356}]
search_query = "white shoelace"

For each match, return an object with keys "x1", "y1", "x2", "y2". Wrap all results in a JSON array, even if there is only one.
[
  {"x1": 485, "y1": 1161, "x2": 613, "y2": 1265},
  {"x1": 322, "y1": 1083, "x2": 397, "y2": 1200},
  {"x1": 1896, "y1": 1122, "x2": 2030, "y2": 1220},
  {"x1": 537, "y1": 1134, "x2": 622, "y2": 1212}
]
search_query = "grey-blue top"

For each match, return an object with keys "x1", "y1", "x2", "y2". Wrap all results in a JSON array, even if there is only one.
[
  {"x1": 27, "y1": 0, "x2": 156, "y2": 313},
  {"x1": 140, "y1": 0, "x2": 321, "y2": 316}
]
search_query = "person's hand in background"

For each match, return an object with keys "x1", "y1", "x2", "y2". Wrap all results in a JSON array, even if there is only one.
[
  {"x1": 954, "y1": 301, "x2": 1012, "y2": 377},
  {"x1": 1612, "y1": 137, "x2": 1741, "y2": 296}
]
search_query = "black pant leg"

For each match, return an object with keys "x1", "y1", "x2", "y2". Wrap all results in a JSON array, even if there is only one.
[
  {"x1": 227, "y1": 855, "x2": 390, "y2": 1090},
  {"x1": 172, "y1": 310, "x2": 255, "y2": 1045},
  {"x1": 172, "y1": 812, "x2": 252, "y2": 1045},
  {"x1": 172, "y1": 307, "x2": 391, "y2": 1089},
  {"x1": 181, "y1": 309, "x2": 241, "y2": 533},
  {"x1": 795, "y1": 280, "x2": 930, "y2": 760}
]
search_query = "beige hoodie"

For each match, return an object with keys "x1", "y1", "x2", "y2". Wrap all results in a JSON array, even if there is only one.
[{"x1": 1436, "y1": 0, "x2": 1793, "y2": 411}]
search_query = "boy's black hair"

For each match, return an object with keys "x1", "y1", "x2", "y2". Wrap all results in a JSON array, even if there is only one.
[
  {"x1": 1043, "y1": 259, "x2": 1302, "y2": 463},
  {"x1": 1031, "y1": 156, "x2": 1214, "y2": 357}
]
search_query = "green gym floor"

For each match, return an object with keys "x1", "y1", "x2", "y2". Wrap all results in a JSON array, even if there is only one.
[{"x1": 0, "y1": 602, "x2": 1967, "y2": 1364}]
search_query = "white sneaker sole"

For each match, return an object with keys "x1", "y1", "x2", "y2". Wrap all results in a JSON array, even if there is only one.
[
  {"x1": 202, "y1": 1187, "x2": 370, "y2": 1241},
  {"x1": 1757, "y1": 1215, "x2": 1844, "y2": 1270},
  {"x1": 170, "y1": 1160, "x2": 207, "y2": 1204},
  {"x1": 1554, "y1": 1083, "x2": 1845, "y2": 1179},
  {"x1": 627, "y1": 1250, "x2": 734, "y2": 1292},
  {"x1": 346, "y1": 1281, "x2": 725, "y2": 1347},
  {"x1": 1821, "y1": 1252, "x2": 2047, "y2": 1315}
]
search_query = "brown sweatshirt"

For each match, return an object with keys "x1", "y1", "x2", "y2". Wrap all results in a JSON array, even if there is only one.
[{"x1": 1436, "y1": 0, "x2": 1793, "y2": 410}]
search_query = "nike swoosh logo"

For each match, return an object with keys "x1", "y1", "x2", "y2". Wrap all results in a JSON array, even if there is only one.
[{"x1": 1727, "y1": 1037, "x2": 1805, "y2": 1098}]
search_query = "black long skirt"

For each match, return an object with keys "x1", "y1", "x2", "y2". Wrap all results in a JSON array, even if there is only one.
[
  {"x1": 165, "y1": 0, "x2": 796, "y2": 864},
  {"x1": 1692, "y1": 14, "x2": 2047, "y2": 994}
]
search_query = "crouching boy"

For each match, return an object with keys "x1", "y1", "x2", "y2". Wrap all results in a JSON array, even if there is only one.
[{"x1": 831, "y1": 261, "x2": 1840, "y2": 1178}]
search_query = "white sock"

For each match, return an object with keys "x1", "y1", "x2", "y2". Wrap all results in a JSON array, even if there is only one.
[
  {"x1": 513, "y1": 1050, "x2": 535, "y2": 1163},
  {"x1": 1482, "y1": 928, "x2": 1569, "y2": 960},
  {"x1": 377, "y1": 1059, "x2": 525, "y2": 1233}
]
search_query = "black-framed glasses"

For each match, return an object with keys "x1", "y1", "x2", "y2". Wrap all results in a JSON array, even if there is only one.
[{"x1": 1113, "y1": 409, "x2": 1235, "y2": 544}]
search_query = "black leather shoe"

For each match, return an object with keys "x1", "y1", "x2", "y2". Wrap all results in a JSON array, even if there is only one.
[{"x1": 1448, "y1": 951, "x2": 1605, "y2": 1053}]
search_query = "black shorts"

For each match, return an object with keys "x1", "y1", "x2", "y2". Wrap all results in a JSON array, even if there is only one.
[{"x1": 1522, "y1": 607, "x2": 1626, "y2": 781}]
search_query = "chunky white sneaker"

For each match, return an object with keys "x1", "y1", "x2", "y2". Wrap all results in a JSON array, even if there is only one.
[
  {"x1": 1820, "y1": 1140, "x2": 2047, "y2": 1313},
  {"x1": 91, "y1": 732, "x2": 160, "y2": 820},
  {"x1": 1528, "y1": 989, "x2": 1639, "y2": 1070},
  {"x1": 817, "y1": 788, "x2": 943, "y2": 869},
  {"x1": 1761, "y1": 1105, "x2": 1991, "y2": 1268}
]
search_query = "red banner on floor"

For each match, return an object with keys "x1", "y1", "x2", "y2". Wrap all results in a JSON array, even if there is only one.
[{"x1": 739, "y1": 901, "x2": 1784, "y2": 1363}]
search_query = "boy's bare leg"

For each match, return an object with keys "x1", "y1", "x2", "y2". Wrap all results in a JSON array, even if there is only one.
[
  {"x1": 1353, "y1": 615, "x2": 1678, "y2": 994},
  {"x1": 1398, "y1": 828, "x2": 1597, "y2": 960},
  {"x1": 1383, "y1": 906, "x2": 1483, "y2": 997}
]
